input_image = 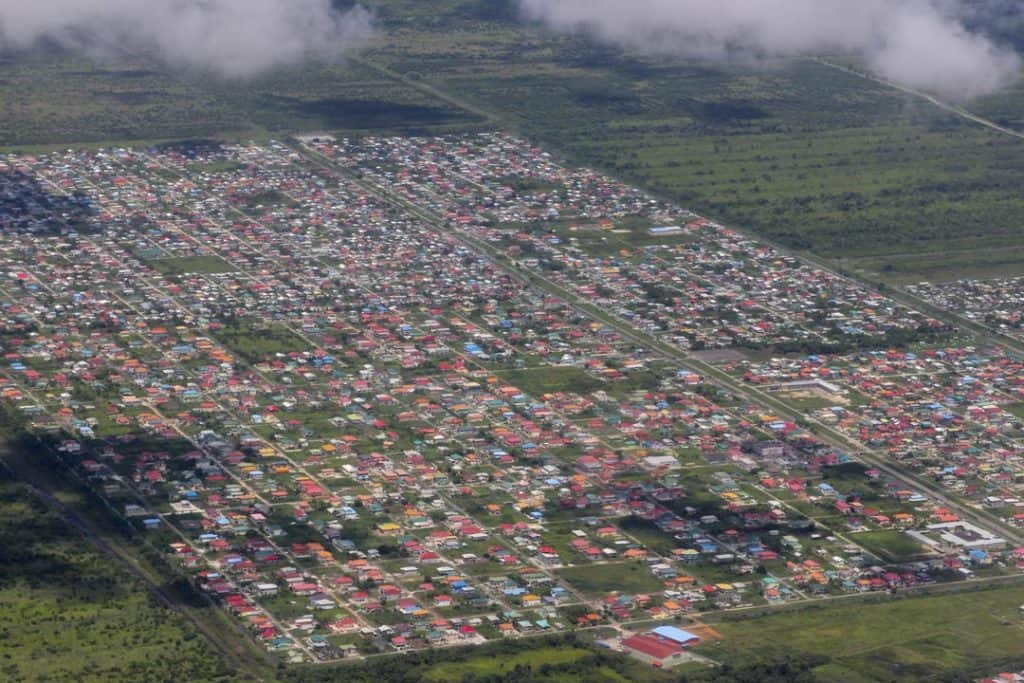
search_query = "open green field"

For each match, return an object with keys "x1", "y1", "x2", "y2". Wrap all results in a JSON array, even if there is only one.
[
  {"x1": 496, "y1": 366, "x2": 606, "y2": 396},
  {"x1": 851, "y1": 530, "x2": 931, "y2": 563},
  {"x1": 421, "y1": 646, "x2": 592, "y2": 682},
  {"x1": 557, "y1": 562, "x2": 665, "y2": 596},
  {"x1": 703, "y1": 583, "x2": 1024, "y2": 682},
  {"x1": 210, "y1": 321, "x2": 312, "y2": 365},
  {"x1": 146, "y1": 255, "x2": 238, "y2": 275}
]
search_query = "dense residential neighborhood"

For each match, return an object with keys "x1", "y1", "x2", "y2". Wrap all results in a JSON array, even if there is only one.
[{"x1": 2, "y1": 133, "x2": 1024, "y2": 666}]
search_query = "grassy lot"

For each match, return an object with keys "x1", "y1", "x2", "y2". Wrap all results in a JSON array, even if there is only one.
[
  {"x1": 774, "y1": 392, "x2": 838, "y2": 412},
  {"x1": 851, "y1": 530, "x2": 931, "y2": 563},
  {"x1": 557, "y1": 562, "x2": 664, "y2": 596},
  {"x1": 618, "y1": 517, "x2": 679, "y2": 555},
  {"x1": 703, "y1": 583, "x2": 1024, "y2": 682},
  {"x1": 496, "y1": 366, "x2": 606, "y2": 396},
  {"x1": 210, "y1": 321, "x2": 312, "y2": 365},
  {"x1": 1003, "y1": 402, "x2": 1024, "y2": 420},
  {"x1": 146, "y1": 255, "x2": 238, "y2": 275}
]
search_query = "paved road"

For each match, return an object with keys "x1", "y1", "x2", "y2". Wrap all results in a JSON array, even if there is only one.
[{"x1": 295, "y1": 140, "x2": 1024, "y2": 548}]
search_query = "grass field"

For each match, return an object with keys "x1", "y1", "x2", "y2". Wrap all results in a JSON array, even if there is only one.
[
  {"x1": 703, "y1": 583, "x2": 1024, "y2": 682},
  {"x1": 851, "y1": 530, "x2": 931, "y2": 563},
  {"x1": 496, "y1": 366, "x2": 606, "y2": 396},
  {"x1": 146, "y1": 255, "x2": 238, "y2": 275},
  {"x1": 421, "y1": 646, "x2": 592, "y2": 682},
  {"x1": 557, "y1": 562, "x2": 664, "y2": 596},
  {"x1": 210, "y1": 321, "x2": 312, "y2": 365},
  {"x1": 1004, "y1": 403, "x2": 1024, "y2": 420}
]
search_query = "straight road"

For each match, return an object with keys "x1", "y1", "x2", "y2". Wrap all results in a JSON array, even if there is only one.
[{"x1": 295, "y1": 139, "x2": 1024, "y2": 547}]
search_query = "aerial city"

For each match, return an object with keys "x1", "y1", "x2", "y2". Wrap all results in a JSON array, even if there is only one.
[{"x1": 2, "y1": 2, "x2": 1024, "y2": 682}]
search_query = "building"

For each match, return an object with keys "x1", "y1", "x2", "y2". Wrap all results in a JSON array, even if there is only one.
[
  {"x1": 651, "y1": 625, "x2": 700, "y2": 647},
  {"x1": 620, "y1": 633, "x2": 687, "y2": 667}
]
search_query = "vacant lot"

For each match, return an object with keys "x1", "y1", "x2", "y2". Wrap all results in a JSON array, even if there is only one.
[
  {"x1": 496, "y1": 366, "x2": 605, "y2": 396},
  {"x1": 704, "y1": 583, "x2": 1024, "y2": 682},
  {"x1": 852, "y1": 530, "x2": 931, "y2": 563},
  {"x1": 421, "y1": 646, "x2": 592, "y2": 682},
  {"x1": 146, "y1": 255, "x2": 237, "y2": 275},
  {"x1": 557, "y1": 562, "x2": 665, "y2": 596},
  {"x1": 210, "y1": 322, "x2": 312, "y2": 365}
]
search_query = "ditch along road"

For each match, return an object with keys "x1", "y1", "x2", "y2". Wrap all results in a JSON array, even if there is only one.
[{"x1": 296, "y1": 140, "x2": 1024, "y2": 548}]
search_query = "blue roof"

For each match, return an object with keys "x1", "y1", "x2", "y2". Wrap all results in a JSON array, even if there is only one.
[{"x1": 652, "y1": 626, "x2": 699, "y2": 644}]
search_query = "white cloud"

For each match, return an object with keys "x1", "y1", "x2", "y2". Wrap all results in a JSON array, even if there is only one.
[
  {"x1": 519, "y1": 0, "x2": 1021, "y2": 99},
  {"x1": 0, "y1": 0, "x2": 374, "y2": 78}
]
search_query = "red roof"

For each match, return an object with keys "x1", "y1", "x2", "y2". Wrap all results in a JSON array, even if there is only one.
[{"x1": 621, "y1": 634, "x2": 683, "y2": 660}]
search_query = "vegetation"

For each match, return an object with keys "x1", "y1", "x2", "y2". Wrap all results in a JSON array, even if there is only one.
[
  {"x1": 704, "y1": 582, "x2": 1024, "y2": 682},
  {"x1": 146, "y1": 255, "x2": 238, "y2": 275},
  {"x1": 421, "y1": 646, "x2": 593, "y2": 682},
  {"x1": 0, "y1": 461, "x2": 243, "y2": 683},
  {"x1": 210, "y1": 321, "x2": 312, "y2": 365},
  {"x1": 851, "y1": 530, "x2": 930, "y2": 563},
  {"x1": 496, "y1": 367, "x2": 606, "y2": 396},
  {"x1": 556, "y1": 563, "x2": 665, "y2": 596}
]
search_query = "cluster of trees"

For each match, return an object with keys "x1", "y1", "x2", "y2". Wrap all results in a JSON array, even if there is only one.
[{"x1": 756, "y1": 323, "x2": 953, "y2": 357}]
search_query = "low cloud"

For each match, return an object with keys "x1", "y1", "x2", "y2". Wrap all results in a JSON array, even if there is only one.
[
  {"x1": 0, "y1": 0, "x2": 374, "y2": 78},
  {"x1": 519, "y1": 0, "x2": 1022, "y2": 100}
]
